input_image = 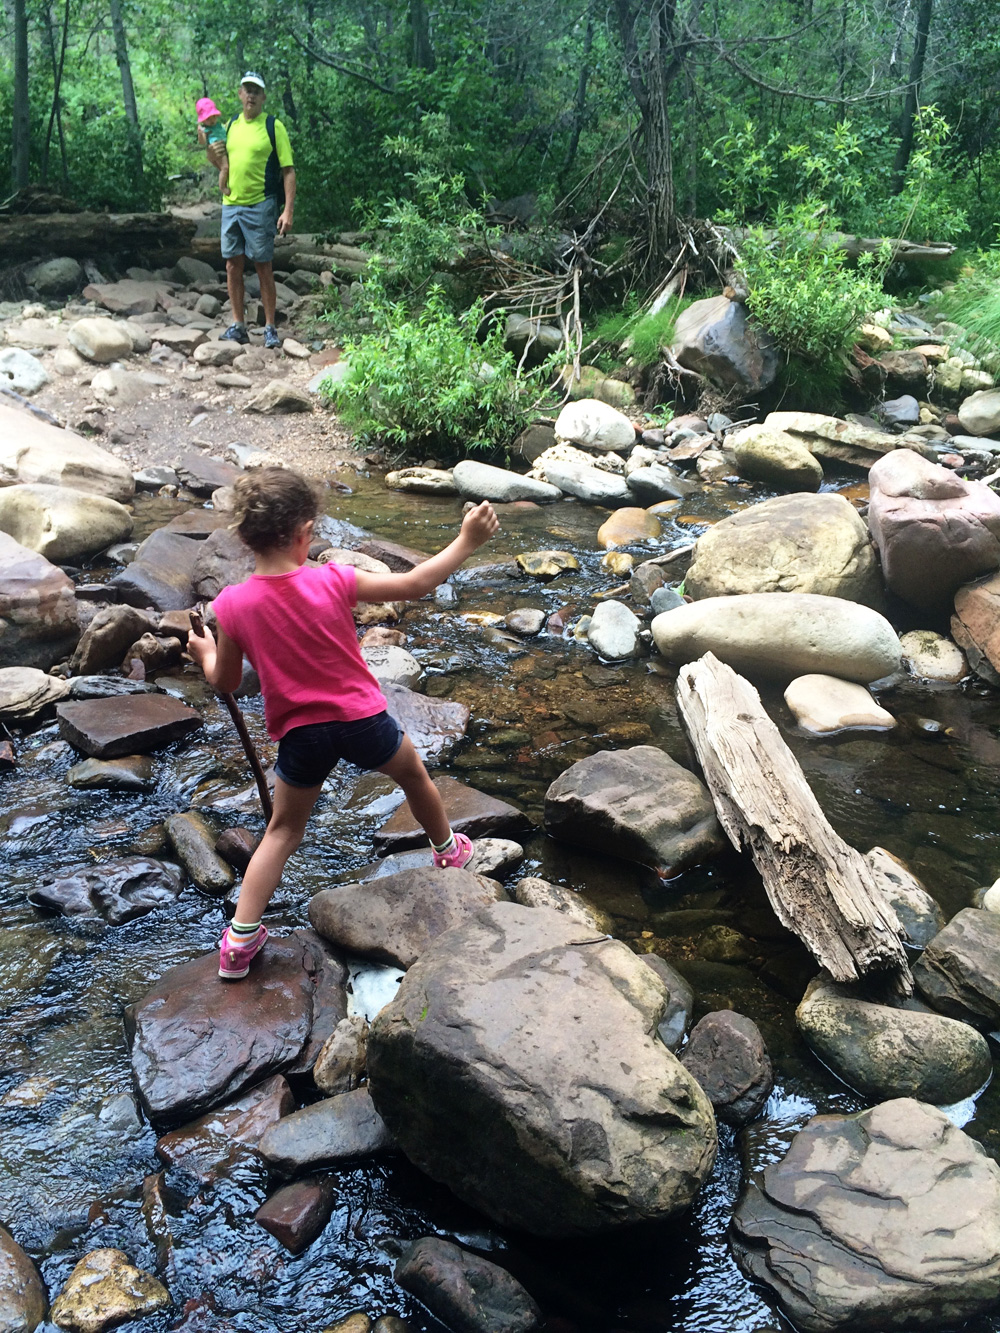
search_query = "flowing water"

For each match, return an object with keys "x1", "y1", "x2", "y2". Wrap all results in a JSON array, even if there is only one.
[{"x1": 4, "y1": 470, "x2": 1000, "y2": 1331}]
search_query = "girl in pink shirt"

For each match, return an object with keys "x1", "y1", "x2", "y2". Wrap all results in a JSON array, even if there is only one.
[{"x1": 188, "y1": 467, "x2": 499, "y2": 979}]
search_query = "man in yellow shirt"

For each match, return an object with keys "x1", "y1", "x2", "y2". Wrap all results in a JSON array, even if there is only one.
[{"x1": 220, "y1": 72, "x2": 296, "y2": 350}]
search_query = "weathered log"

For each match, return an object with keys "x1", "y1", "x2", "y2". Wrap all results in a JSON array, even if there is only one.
[
  {"x1": 289, "y1": 250, "x2": 367, "y2": 276},
  {"x1": 675, "y1": 652, "x2": 912, "y2": 995},
  {"x1": 0, "y1": 211, "x2": 196, "y2": 261},
  {"x1": 724, "y1": 224, "x2": 956, "y2": 265}
]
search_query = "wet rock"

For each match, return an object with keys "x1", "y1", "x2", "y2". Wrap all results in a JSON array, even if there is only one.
[
  {"x1": 899, "y1": 629, "x2": 967, "y2": 682},
  {"x1": 361, "y1": 645, "x2": 422, "y2": 689},
  {"x1": 587, "y1": 599, "x2": 641, "y2": 660},
  {"x1": 505, "y1": 608, "x2": 546, "y2": 636},
  {"x1": 309, "y1": 866, "x2": 508, "y2": 968},
  {"x1": 914, "y1": 908, "x2": 1000, "y2": 1027},
  {"x1": 395, "y1": 1237, "x2": 541, "y2": 1333},
  {"x1": 687, "y1": 492, "x2": 879, "y2": 604},
  {"x1": 866, "y1": 847, "x2": 945, "y2": 948},
  {"x1": 652, "y1": 593, "x2": 903, "y2": 683},
  {"x1": 0, "y1": 532, "x2": 80, "y2": 670},
  {"x1": 383, "y1": 688, "x2": 469, "y2": 764},
  {"x1": 155, "y1": 1074, "x2": 293, "y2": 1181},
  {"x1": 67, "y1": 755, "x2": 155, "y2": 792},
  {"x1": 784, "y1": 675, "x2": 895, "y2": 733},
  {"x1": 952, "y1": 571, "x2": 1000, "y2": 683},
  {"x1": 731, "y1": 1099, "x2": 1000, "y2": 1333},
  {"x1": 108, "y1": 529, "x2": 201, "y2": 611},
  {"x1": 313, "y1": 1015, "x2": 369, "y2": 1094},
  {"x1": 0, "y1": 1221, "x2": 47, "y2": 1333},
  {"x1": 214, "y1": 826, "x2": 258, "y2": 873},
  {"x1": 68, "y1": 606, "x2": 157, "y2": 674},
  {"x1": 29, "y1": 856, "x2": 183, "y2": 924},
  {"x1": 372, "y1": 1319, "x2": 408, "y2": 1333},
  {"x1": 671, "y1": 296, "x2": 778, "y2": 395},
  {"x1": 126, "y1": 929, "x2": 347, "y2": 1124},
  {"x1": 373, "y1": 775, "x2": 530, "y2": 852},
  {"x1": 324, "y1": 1317, "x2": 371, "y2": 1333},
  {"x1": 680, "y1": 1010, "x2": 772, "y2": 1126},
  {"x1": 542, "y1": 459, "x2": 631, "y2": 506},
  {"x1": 729, "y1": 423, "x2": 824, "y2": 491},
  {"x1": 544, "y1": 745, "x2": 723, "y2": 875},
  {"x1": 165, "y1": 811, "x2": 235, "y2": 895},
  {"x1": 369, "y1": 902, "x2": 716, "y2": 1236},
  {"x1": 597, "y1": 508, "x2": 663, "y2": 551},
  {"x1": 640, "y1": 955, "x2": 693, "y2": 1051},
  {"x1": 67, "y1": 318, "x2": 134, "y2": 364},
  {"x1": 57, "y1": 693, "x2": 202, "y2": 758},
  {"x1": 361, "y1": 838, "x2": 523, "y2": 883},
  {"x1": 513, "y1": 876, "x2": 613, "y2": 933},
  {"x1": 630, "y1": 559, "x2": 667, "y2": 606},
  {"x1": 244, "y1": 379, "x2": 312, "y2": 414},
  {"x1": 867, "y1": 449, "x2": 1000, "y2": 613},
  {"x1": 0, "y1": 666, "x2": 69, "y2": 720},
  {"x1": 173, "y1": 452, "x2": 241, "y2": 497},
  {"x1": 0, "y1": 348, "x2": 50, "y2": 395},
  {"x1": 0, "y1": 404, "x2": 134, "y2": 501},
  {"x1": 515, "y1": 550, "x2": 579, "y2": 579},
  {"x1": 256, "y1": 1177, "x2": 335, "y2": 1254},
  {"x1": 602, "y1": 550, "x2": 634, "y2": 576},
  {"x1": 385, "y1": 467, "x2": 458, "y2": 496},
  {"x1": 190, "y1": 527, "x2": 254, "y2": 600},
  {"x1": 625, "y1": 463, "x2": 696, "y2": 504},
  {"x1": 554, "y1": 399, "x2": 636, "y2": 453},
  {"x1": 49, "y1": 1249, "x2": 170, "y2": 1332},
  {"x1": 796, "y1": 975, "x2": 990, "y2": 1103},
  {"x1": 259, "y1": 1086, "x2": 393, "y2": 1174},
  {"x1": 958, "y1": 388, "x2": 1000, "y2": 437},
  {"x1": 452, "y1": 460, "x2": 560, "y2": 504},
  {"x1": 67, "y1": 676, "x2": 160, "y2": 700}
]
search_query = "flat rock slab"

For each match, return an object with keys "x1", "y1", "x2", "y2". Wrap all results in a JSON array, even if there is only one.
[
  {"x1": 258, "y1": 1087, "x2": 393, "y2": 1174},
  {"x1": 382, "y1": 685, "x2": 469, "y2": 761},
  {"x1": 155, "y1": 1074, "x2": 293, "y2": 1181},
  {"x1": 309, "y1": 866, "x2": 509, "y2": 968},
  {"x1": 126, "y1": 930, "x2": 347, "y2": 1125},
  {"x1": 732, "y1": 1098, "x2": 1000, "y2": 1332},
  {"x1": 373, "y1": 776, "x2": 531, "y2": 853},
  {"x1": 57, "y1": 693, "x2": 202, "y2": 758},
  {"x1": 29, "y1": 856, "x2": 183, "y2": 925},
  {"x1": 395, "y1": 1236, "x2": 541, "y2": 1333},
  {"x1": 164, "y1": 510, "x2": 232, "y2": 538}
]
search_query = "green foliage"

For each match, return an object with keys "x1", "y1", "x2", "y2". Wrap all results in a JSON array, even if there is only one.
[
  {"x1": 859, "y1": 108, "x2": 968, "y2": 243},
  {"x1": 321, "y1": 279, "x2": 537, "y2": 457},
  {"x1": 586, "y1": 296, "x2": 694, "y2": 368},
  {"x1": 738, "y1": 201, "x2": 888, "y2": 363},
  {"x1": 934, "y1": 249, "x2": 1000, "y2": 369}
]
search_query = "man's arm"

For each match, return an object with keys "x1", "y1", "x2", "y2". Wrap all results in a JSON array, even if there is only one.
[{"x1": 278, "y1": 166, "x2": 296, "y2": 234}]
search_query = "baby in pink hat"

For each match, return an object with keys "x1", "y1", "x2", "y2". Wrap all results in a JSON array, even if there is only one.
[{"x1": 196, "y1": 97, "x2": 229, "y2": 194}]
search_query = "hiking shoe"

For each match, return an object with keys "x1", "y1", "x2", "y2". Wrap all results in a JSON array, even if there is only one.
[
  {"x1": 263, "y1": 323, "x2": 281, "y2": 349},
  {"x1": 218, "y1": 924, "x2": 269, "y2": 979},
  {"x1": 221, "y1": 323, "x2": 250, "y2": 344},
  {"x1": 432, "y1": 831, "x2": 474, "y2": 870}
]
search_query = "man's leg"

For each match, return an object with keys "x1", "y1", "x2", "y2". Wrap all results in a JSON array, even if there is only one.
[
  {"x1": 256, "y1": 262, "x2": 277, "y2": 326},
  {"x1": 227, "y1": 257, "x2": 246, "y2": 325}
]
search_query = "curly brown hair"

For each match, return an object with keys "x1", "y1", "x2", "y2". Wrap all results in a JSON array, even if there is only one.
[{"x1": 231, "y1": 467, "x2": 322, "y2": 553}]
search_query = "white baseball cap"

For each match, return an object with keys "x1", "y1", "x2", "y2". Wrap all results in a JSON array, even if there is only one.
[{"x1": 241, "y1": 71, "x2": 266, "y2": 90}]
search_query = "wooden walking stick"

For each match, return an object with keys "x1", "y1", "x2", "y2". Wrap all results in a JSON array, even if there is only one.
[{"x1": 189, "y1": 608, "x2": 273, "y2": 823}]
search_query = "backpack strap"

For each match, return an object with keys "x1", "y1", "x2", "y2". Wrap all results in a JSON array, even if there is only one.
[
  {"x1": 263, "y1": 115, "x2": 285, "y2": 208},
  {"x1": 266, "y1": 115, "x2": 277, "y2": 153},
  {"x1": 227, "y1": 115, "x2": 239, "y2": 130}
]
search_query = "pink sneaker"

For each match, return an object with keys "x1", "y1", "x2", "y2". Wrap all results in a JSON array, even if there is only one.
[
  {"x1": 218, "y1": 924, "x2": 269, "y2": 979},
  {"x1": 432, "y1": 831, "x2": 474, "y2": 870}
]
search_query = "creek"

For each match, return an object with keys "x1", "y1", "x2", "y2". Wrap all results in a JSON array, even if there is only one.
[{"x1": 4, "y1": 468, "x2": 1000, "y2": 1332}]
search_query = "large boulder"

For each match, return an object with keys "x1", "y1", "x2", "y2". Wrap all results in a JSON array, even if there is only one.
[
  {"x1": 108, "y1": 529, "x2": 202, "y2": 611},
  {"x1": 0, "y1": 484, "x2": 132, "y2": 563},
  {"x1": 191, "y1": 527, "x2": 254, "y2": 600},
  {"x1": 0, "y1": 1222, "x2": 47, "y2": 1333},
  {"x1": 68, "y1": 606, "x2": 157, "y2": 675},
  {"x1": 729, "y1": 423, "x2": 824, "y2": 492},
  {"x1": 67, "y1": 317, "x2": 134, "y2": 364},
  {"x1": 913, "y1": 908, "x2": 1000, "y2": 1028},
  {"x1": 0, "y1": 404, "x2": 134, "y2": 501},
  {"x1": 732, "y1": 1099, "x2": 1000, "y2": 1332},
  {"x1": 796, "y1": 975, "x2": 991, "y2": 1103},
  {"x1": 0, "y1": 532, "x2": 80, "y2": 670},
  {"x1": 624, "y1": 462, "x2": 696, "y2": 504},
  {"x1": 652, "y1": 594, "x2": 902, "y2": 683},
  {"x1": 670, "y1": 296, "x2": 779, "y2": 394},
  {"x1": 544, "y1": 745, "x2": 724, "y2": 875},
  {"x1": 126, "y1": 930, "x2": 347, "y2": 1125},
  {"x1": 0, "y1": 666, "x2": 69, "y2": 720},
  {"x1": 452, "y1": 460, "x2": 560, "y2": 504},
  {"x1": 958, "y1": 388, "x2": 1000, "y2": 437},
  {"x1": 81, "y1": 279, "x2": 170, "y2": 317},
  {"x1": 685, "y1": 492, "x2": 880, "y2": 604},
  {"x1": 553, "y1": 399, "x2": 636, "y2": 453},
  {"x1": 952, "y1": 571, "x2": 1000, "y2": 684},
  {"x1": 368, "y1": 902, "x2": 717, "y2": 1236},
  {"x1": 762, "y1": 411, "x2": 932, "y2": 470},
  {"x1": 867, "y1": 449, "x2": 1000, "y2": 612}
]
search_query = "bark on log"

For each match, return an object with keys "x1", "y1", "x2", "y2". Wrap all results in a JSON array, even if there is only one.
[
  {"x1": 675, "y1": 652, "x2": 912, "y2": 996},
  {"x1": 0, "y1": 211, "x2": 196, "y2": 261}
]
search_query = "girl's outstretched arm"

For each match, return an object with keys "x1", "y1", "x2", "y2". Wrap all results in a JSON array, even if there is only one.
[{"x1": 354, "y1": 501, "x2": 500, "y2": 603}]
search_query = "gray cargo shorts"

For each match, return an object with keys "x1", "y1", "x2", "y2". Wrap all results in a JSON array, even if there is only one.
[{"x1": 220, "y1": 196, "x2": 278, "y2": 264}]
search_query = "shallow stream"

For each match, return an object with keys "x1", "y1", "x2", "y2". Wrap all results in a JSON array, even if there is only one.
[{"x1": 5, "y1": 469, "x2": 1000, "y2": 1331}]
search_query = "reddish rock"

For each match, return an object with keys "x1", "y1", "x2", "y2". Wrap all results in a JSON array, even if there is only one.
[
  {"x1": 56, "y1": 692, "x2": 203, "y2": 758},
  {"x1": 0, "y1": 531, "x2": 80, "y2": 670},
  {"x1": 215, "y1": 827, "x2": 259, "y2": 873},
  {"x1": 359, "y1": 626, "x2": 407, "y2": 649},
  {"x1": 877, "y1": 348, "x2": 929, "y2": 393},
  {"x1": 156, "y1": 1074, "x2": 294, "y2": 1180},
  {"x1": 868, "y1": 449, "x2": 1000, "y2": 612},
  {"x1": 952, "y1": 572, "x2": 1000, "y2": 684},
  {"x1": 355, "y1": 537, "x2": 428, "y2": 571},
  {"x1": 374, "y1": 775, "x2": 530, "y2": 853},
  {"x1": 0, "y1": 1222, "x2": 47, "y2": 1333},
  {"x1": 255, "y1": 1177, "x2": 335, "y2": 1253}
]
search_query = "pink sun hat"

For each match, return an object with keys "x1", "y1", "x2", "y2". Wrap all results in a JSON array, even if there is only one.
[{"x1": 196, "y1": 97, "x2": 222, "y2": 123}]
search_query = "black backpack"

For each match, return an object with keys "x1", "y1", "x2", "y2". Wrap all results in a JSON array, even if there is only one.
[{"x1": 227, "y1": 113, "x2": 285, "y2": 210}]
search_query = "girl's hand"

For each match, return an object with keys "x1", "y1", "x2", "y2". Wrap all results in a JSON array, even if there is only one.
[
  {"x1": 460, "y1": 500, "x2": 500, "y2": 549},
  {"x1": 186, "y1": 622, "x2": 214, "y2": 668}
]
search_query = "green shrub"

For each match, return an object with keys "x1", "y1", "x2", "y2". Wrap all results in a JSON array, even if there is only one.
[
  {"x1": 321, "y1": 279, "x2": 539, "y2": 457},
  {"x1": 586, "y1": 296, "x2": 694, "y2": 368},
  {"x1": 934, "y1": 248, "x2": 1000, "y2": 369}
]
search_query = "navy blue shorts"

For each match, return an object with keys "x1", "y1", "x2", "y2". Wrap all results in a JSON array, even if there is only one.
[{"x1": 274, "y1": 711, "x2": 404, "y2": 788}]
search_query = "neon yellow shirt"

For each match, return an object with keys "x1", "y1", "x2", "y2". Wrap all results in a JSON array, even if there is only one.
[{"x1": 224, "y1": 113, "x2": 293, "y2": 207}]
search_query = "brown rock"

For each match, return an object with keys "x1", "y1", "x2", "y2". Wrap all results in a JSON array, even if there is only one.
[
  {"x1": 953, "y1": 572, "x2": 1000, "y2": 684},
  {"x1": 163, "y1": 510, "x2": 231, "y2": 538},
  {"x1": 0, "y1": 1221, "x2": 47, "y2": 1333},
  {"x1": 878, "y1": 348, "x2": 929, "y2": 393},
  {"x1": 69, "y1": 606, "x2": 156, "y2": 675},
  {"x1": 679, "y1": 1010, "x2": 773, "y2": 1126},
  {"x1": 120, "y1": 632, "x2": 182, "y2": 674},
  {"x1": 214, "y1": 827, "x2": 259, "y2": 873},
  {"x1": 256, "y1": 1177, "x2": 335, "y2": 1254},
  {"x1": 57, "y1": 693, "x2": 202, "y2": 758},
  {"x1": 596, "y1": 508, "x2": 662, "y2": 549},
  {"x1": 0, "y1": 531, "x2": 80, "y2": 670},
  {"x1": 244, "y1": 380, "x2": 312, "y2": 414},
  {"x1": 355, "y1": 537, "x2": 428, "y2": 571},
  {"x1": 156, "y1": 1074, "x2": 293, "y2": 1180},
  {"x1": 190, "y1": 527, "x2": 254, "y2": 600},
  {"x1": 313, "y1": 1015, "x2": 369, "y2": 1094},
  {"x1": 258, "y1": 1087, "x2": 394, "y2": 1174},
  {"x1": 108, "y1": 529, "x2": 202, "y2": 611},
  {"x1": 359, "y1": 626, "x2": 407, "y2": 649},
  {"x1": 373, "y1": 776, "x2": 530, "y2": 852}
]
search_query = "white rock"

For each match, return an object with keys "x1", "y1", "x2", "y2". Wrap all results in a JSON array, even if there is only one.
[
  {"x1": 452, "y1": 459, "x2": 560, "y2": 503},
  {"x1": 67, "y1": 317, "x2": 134, "y2": 364},
  {"x1": 900, "y1": 630, "x2": 968, "y2": 683},
  {"x1": 53, "y1": 347, "x2": 86, "y2": 376},
  {"x1": 0, "y1": 348, "x2": 50, "y2": 395},
  {"x1": 539, "y1": 459, "x2": 631, "y2": 506},
  {"x1": 0, "y1": 403, "x2": 134, "y2": 501},
  {"x1": 385, "y1": 467, "x2": 458, "y2": 496},
  {"x1": 959, "y1": 389, "x2": 1000, "y2": 437},
  {"x1": 282, "y1": 337, "x2": 312, "y2": 359},
  {"x1": 784, "y1": 674, "x2": 896, "y2": 734},
  {"x1": 91, "y1": 368, "x2": 168, "y2": 405},
  {"x1": 361, "y1": 644, "x2": 423, "y2": 689},
  {"x1": 587, "y1": 599, "x2": 641, "y2": 659},
  {"x1": 0, "y1": 484, "x2": 134, "y2": 563},
  {"x1": 554, "y1": 399, "x2": 636, "y2": 453},
  {"x1": 982, "y1": 881, "x2": 1000, "y2": 914}
]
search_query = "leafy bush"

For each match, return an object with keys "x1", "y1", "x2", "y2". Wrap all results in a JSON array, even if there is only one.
[
  {"x1": 587, "y1": 295, "x2": 694, "y2": 368},
  {"x1": 737, "y1": 201, "x2": 888, "y2": 363},
  {"x1": 321, "y1": 279, "x2": 539, "y2": 457},
  {"x1": 934, "y1": 248, "x2": 1000, "y2": 369}
]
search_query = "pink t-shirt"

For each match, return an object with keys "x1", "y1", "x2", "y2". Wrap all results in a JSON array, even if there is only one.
[{"x1": 212, "y1": 562, "x2": 387, "y2": 739}]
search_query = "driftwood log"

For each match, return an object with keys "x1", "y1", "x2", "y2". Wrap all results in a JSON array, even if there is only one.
[
  {"x1": 675, "y1": 652, "x2": 913, "y2": 996},
  {"x1": 0, "y1": 211, "x2": 196, "y2": 261}
]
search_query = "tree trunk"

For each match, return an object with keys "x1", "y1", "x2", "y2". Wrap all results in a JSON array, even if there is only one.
[
  {"x1": 42, "y1": 0, "x2": 71, "y2": 186},
  {"x1": 892, "y1": 0, "x2": 934, "y2": 191},
  {"x1": 557, "y1": 16, "x2": 594, "y2": 194},
  {"x1": 408, "y1": 0, "x2": 435, "y2": 71},
  {"x1": 0, "y1": 211, "x2": 196, "y2": 260},
  {"x1": 675, "y1": 653, "x2": 913, "y2": 997},
  {"x1": 108, "y1": 0, "x2": 144, "y2": 186},
  {"x1": 12, "y1": 0, "x2": 30, "y2": 191}
]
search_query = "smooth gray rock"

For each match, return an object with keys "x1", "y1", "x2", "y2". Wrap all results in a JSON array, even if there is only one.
[
  {"x1": 640, "y1": 954, "x2": 693, "y2": 1051},
  {"x1": 395, "y1": 1236, "x2": 541, "y2": 1333},
  {"x1": 361, "y1": 644, "x2": 422, "y2": 689},
  {"x1": 541, "y1": 459, "x2": 632, "y2": 506},
  {"x1": 28, "y1": 255, "x2": 83, "y2": 296},
  {"x1": 866, "y1": 846, "x2": 945, "y2": 948},
  {"x1": 914, "y1": 907, "x2": 1000, "y2": 1027},
  {"x1": 0, "y1": 483, "x2": 132, "y2": 563},
  {"x1": 190, "y1": 527, "x2": 254, "y2": 600},
  {"x1": 729, "y1": 423, "x2": 824, "y2": 492},
  {"x1": 680, "y1": 1009, "x2": 773, "y2": 1126},
  {"x1": 553, "y1": 399, "x2": 635, "y2": 452},
  {"x1": 258, "y1": 1087, "x2": 393, "y2": 1174},
  {"x1": 586, "y1": 599, "x2": 641, "y2": 660},
  {"x1": 67, "y1": 755, "x2": 156, "y2": 792},
  {"x1": 513, "y1": 876, "x2": 613, "y2": 934},
  {"x1": 625, "y1": 463, "x2": 696, "y2": 504},
  {"x1": 452, "y1": 460, "x2": 560, "y2": 504},
  {"x1": 671, "y1": 296, "x2": 779, "y2": 395}
]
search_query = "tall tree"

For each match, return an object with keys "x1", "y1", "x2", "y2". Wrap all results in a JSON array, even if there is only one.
[
  {"x1": 892, "y1": 0, "x2": 934, "y2": 190},
  {"x1": 11, "y1": 0, "x2": 30, "y2": 190},
  {"x1": 108, "y1": 0, "x2": 144, "y2": 186}
]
